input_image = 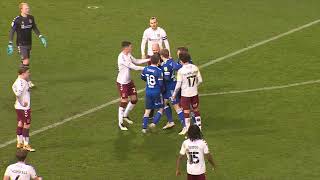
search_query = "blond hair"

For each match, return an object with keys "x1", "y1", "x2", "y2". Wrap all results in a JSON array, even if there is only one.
[{"x1": 19, "y1": 2, "x2": 28, "y2": 9}]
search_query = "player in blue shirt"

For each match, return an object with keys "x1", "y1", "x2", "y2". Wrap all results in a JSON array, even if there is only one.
[
  {"x1": 160, "y1": 49, "x2": 187, "y2": 135},
  {"x1": 141, "y1": 54, "x2": 164, "y2": 133}
]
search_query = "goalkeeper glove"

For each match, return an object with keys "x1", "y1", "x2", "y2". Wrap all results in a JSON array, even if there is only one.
[
  {"x1": 7, "y1": 42, "x2": 14, "y2": 56},
  {"x1": 39, "y1": 35, "x2": 47, "y2": 48}
]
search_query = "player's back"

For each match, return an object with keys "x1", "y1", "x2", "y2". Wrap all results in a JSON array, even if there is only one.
[
  {"x1": 177, "y1": 64, "x2": 202, "y2": 97},
  {"x1": 5, "y1": 162, "x2": 37, "y2": 180},
  {"x1": 12, "y1": 77, "x2": 30, "y2": 110},
  {"x1": 142, "y1": 65, "x2": 163, "y2": 95},
  {"x1": 162, "y1": 58, "x2": 177, "y2": 86},
  {"x1": 183, "y1": 139, "x2": 209, "y2": 175}
]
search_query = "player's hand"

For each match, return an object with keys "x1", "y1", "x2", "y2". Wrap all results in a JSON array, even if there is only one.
[
  {"x1": 7, "y1": 43, "x2": 14, "y2": 56},
  {"x1": 23, "y1": 102, "x2": 28, "y2": 107},
  {"x1": 175, "y1": 170, "x2": 181, "y2": 176},
  {"x1": 39, "y1": 35, "x2": 47, "y2": 48}
]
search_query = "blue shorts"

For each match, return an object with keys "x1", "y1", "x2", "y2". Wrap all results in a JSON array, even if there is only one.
[
  {"x1": 145, "y1": 93, "x2": 164, "y2": 109},
  {"x1": 163, "y1": 89, "x2": 180, "y2": 105}
]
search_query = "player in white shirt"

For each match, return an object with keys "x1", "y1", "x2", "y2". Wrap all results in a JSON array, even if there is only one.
[
  {"x1": 116, "y1": 41, "x2": 150, "y2": 131},
  {"x1": 172, "y1": 52, "x2": 203, "y2": 130},
  {"x1": 176, "y1": 125, "x2": 215, "y2": 180},
  {"x1": 3, "y1": 149, "x2": 42, "y2": 180},
  {"x1": 12, "y1": 67, "x2": 35, "y2": 152},
  {"x1": 141, "y1": 17, "x2": 170, "y2": 59}
]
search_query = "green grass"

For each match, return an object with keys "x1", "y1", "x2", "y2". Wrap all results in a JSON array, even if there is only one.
[{"x1": 1, "y1": 0, "x2": 320, "y2": 179}]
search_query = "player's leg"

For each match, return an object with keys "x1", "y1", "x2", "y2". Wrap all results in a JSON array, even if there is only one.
[
  {"x1": 117, "y1": 83, "x2": 129, "y2": 130},
  {"x1": 19, "y1": 46, "x2": 34, "y2": 87},
  {"x1": 123, "y1": 81, "x2": 138, "y2": 124},
  {"x1": 21, "y1": 110, "x2": 35, "y2": 152},
  {"x1": 181, "y1": 96, "x2": 191, "y2": 130},
  {"x1": 162, "y1": 99, "x2": 175, "y2": 129},
  {"x1": 15, "y1": 110, "x2": 24, "y2": 148},
  {"x1": 150, "y1": 95, "x2": 164, "y2": 127},
  {"x1": 191, "y1": 95, "x2": 201, "y2": 130},
  {"x1": 142, "y1": 109, "x2": 151, "y2": 133}
]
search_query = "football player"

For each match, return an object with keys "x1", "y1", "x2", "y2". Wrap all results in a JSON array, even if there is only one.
[
  {"x1": 8, "y1": 2, "x2": 47, "y2": 87},
  {"x1": 116, "y1": 41, "x2": 150, "y2": 130},
  {"x1": 176, "y1": 125, "x2": 216, "y2": 180}
]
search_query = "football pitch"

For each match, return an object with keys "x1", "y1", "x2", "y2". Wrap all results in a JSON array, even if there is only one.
[{"x1": 1, "y1": 0, "x2": 320, "y2": 179}]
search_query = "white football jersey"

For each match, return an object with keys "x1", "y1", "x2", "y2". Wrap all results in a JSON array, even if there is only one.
[
  {"x1": 176, "y1": 64, "x2": 203, "y2": 97},
  {"x1": 180, "y1": 139, "x2": 210, "y2": 175},
  {"x1": 116, "y1": 52, "x2": 144, "y2": 84},
  {"x1": 4, "y1": 162, "x2": 38, "y2": 180},
  {"x1": 142, "y1": 27, "x2": 168, "y2": 56},
  {"x1": 12, "y1": 77, "x2": 30, "y2": 110}
]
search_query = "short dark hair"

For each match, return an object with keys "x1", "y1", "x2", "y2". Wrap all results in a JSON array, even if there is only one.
[
  {"x1": 18, "y1": 66, "x2": 29, "y2": 75},
  {"x1": 16, "y1": 149, "x2": 28, "y2": 162},
  {"x1": 187, "y1": 125, "x2": 203, "y2": 141},
  {"x1": 179, "y1": 51, "x2": 191, "y2": 63},
  {"x1": 121, "y1": 41, "x2": 132, "y2": 48},
  {"x1": 177, "y1": 47, "x2": 189, "y2": 53},
  {"x1": 160, "y1": 49, "x2": 170, "y2": 59},
  {"x1": 150, "y1": 54, "x2": 160, "y2": 65}
]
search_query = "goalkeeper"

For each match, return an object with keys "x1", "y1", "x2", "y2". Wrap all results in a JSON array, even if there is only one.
[{"x1": 7, "y1": 2, "x2": 47, "y2": 87}]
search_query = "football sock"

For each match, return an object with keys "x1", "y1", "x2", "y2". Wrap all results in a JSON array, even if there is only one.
[
  {"x1": 176, "y1": 109, "x2": 185, "y2": 127},
  {"x1": 153, "y1": 111, "x2": 163, "y2": 124},
  {"x1": 124, "y1": 102, "x2": 135, "y2": 117},
  {"x1": 142, "y1": 116, "x2": 149, "y2": 129},
  {"x1": 16, "y1": 126, "x2": 23, "y2": 144},
  {"x1": 118, "y1": 107, "x2": 125, "y2": 125},
  {"x1": 164, "y1": 106, "x2": 173, "y2": 123},
  {"x1": 22, "y1": 128, "x2": 29, "y2": 145}
]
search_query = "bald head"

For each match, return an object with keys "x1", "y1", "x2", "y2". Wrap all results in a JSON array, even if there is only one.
[{"x1": 152, "y1": 43, "x2": 160, "y2": 55}]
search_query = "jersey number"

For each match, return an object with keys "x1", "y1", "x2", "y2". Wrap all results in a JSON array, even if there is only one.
[
  {"x1": 188, "y1": 152, "x2": 200, "y2": 164},
  {"x1": 146, "y1": 74, "x2": 156, "y2": 86},
  {"x1": 187, "y1": 75, "x2": 197, "y2": 87}
]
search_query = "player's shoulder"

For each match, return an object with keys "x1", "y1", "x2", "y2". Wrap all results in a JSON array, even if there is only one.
[
  {"x1": 12, "y1": 15, "x2": 21, "y2": 21},
  {"x1": 157, "y1": 27, "x2": 166, "y2": 32},
  {"x1": 144, "y1": 27, "x2": 152, "y2": 33}
]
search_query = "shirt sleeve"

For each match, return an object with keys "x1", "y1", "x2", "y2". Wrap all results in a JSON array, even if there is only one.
[
  {"x1": 197, "y1": 68, "x2": 203, "y2": 85},
  {"x1": 141, "y1": 30, "x2": 148, "y2": 56},
  {"x1": 12, "y1": 80, "x2": 24, "y2": 97},
  {"x1": 9, "y1": 17, "x2": 18, "y2": 43},
  {"x1": 141, "y1": 68, "x2": 147, "y2": 81},
  {"x1": 29, "y1": 166, "x2": 37, "y2": 179},
  {"x1": 131, "y1": 55, "x2": 150, "y2": 64},
  {"x1": 122, "y1": 58, "x2": 144, "y2": 71},
  {"x1": 179, "y1": 141, "x2": 187, "y2": 155},
  {"x1": 176, "y1": 69, "x2": 182, "y2": 82},
  {"x1": 32, "y1": 16, "x2": 41, "y2": 37},
  {"x1": 4, "y1": 166, "x2": 10, "y2": 176},
  {"x1": 203, "y1": 140, "x2": 210, "y2": 154}
]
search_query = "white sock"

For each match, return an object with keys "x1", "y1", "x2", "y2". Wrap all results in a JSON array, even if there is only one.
[
  {"x1": 195, "y1": 116, "x2": 202, "y2": 130},
  {"x1": 118, "y1": 107, "x2": 125, "y2": 125},
  {"x1": 23, "y1": 137, "x2": 29, "y2": 145},
  {"x1": 124, "y1": 102, "x2": 135, "y2": 117},
  {"x1": 185, "y1": 118, "x2": 191, "y2": 130},
  {"x1": 17, "y1": 135, "x2": 23, "y2": 144}
]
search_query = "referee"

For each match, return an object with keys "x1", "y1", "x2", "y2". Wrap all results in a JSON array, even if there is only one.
[{"x1": 7, "y1": 2, "x2": 47, "y2": 87}]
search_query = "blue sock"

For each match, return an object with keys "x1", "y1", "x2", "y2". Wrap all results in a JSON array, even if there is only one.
[
  {"x1": 177, "y1": 110, "x2": 185, "y2": 127},
  {"x1": 142, "y1": 117, "x2": 149, "y2": 129},
  {"x1": 164, "y1": 106, "x2": 173, "y2": 123},
  {"x1": 153, "y1": 111, "x2": 162, "y2": 124}
]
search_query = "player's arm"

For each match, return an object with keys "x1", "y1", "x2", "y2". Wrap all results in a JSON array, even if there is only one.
[
  {"x1": 29, "y1": 166, "x2": 43, "y2": 180},
  {"x1": 2, "y1": 176, "x2": 9, "y2": 180},
  {"x1": 123, "y1": 61, "x2": 144, "y2": 71},
  {"x1": 197, "y1": 68, "x2": 203, "y2": 85},
  {"x1": 172, "y1": 70, "x2": 182, "y2": 99},
  {"x1": 205, "y1": 153, "x2": 216, "y2": 170},
  {"x1": 131, "y1": 56, "x2": 150, "y2": 65},
  {"x1": 172, "y1": 61, "x2": 182, "y2": 71},
  {"x1": 32, "y1": 17, "x2": 47, "y2": 48},
  {"x1": 141, "y1": 30, "x2": 147, "y2": 58},
  {"x1": 3, "y1": 167, "x2": 10, "y2": 180},
  {"x1": 162, "y1": 29, "x2": 170, "y2": 55},
  {"x1": 12, "y1": 82, "x2": 24, "y2": 97},
  {"x1": 141, "y1": 69, "x2": 147, "y2": 81},
  {"x1": 176, "y1": 141, "x2": 187, "y2": 176},
  {"x1": 158, "y1": 71, "x2": 165, "y2": 93},
  {"x1": 7, "y1": 18, "x2": 17, "y2": 55}
]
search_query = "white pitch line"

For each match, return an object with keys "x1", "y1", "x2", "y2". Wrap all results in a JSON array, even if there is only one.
[
  {"x1": 199, "y1": 79, "x2": 320, "y2": 97},
  {"x1": 1, "y1": 18, "x2": 320, "y2": 150}
]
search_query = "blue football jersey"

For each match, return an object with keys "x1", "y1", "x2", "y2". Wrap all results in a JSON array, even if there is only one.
[
  {"x1": 141, "y1": 65, "x2": 163, "y2": 95},
  {"x1": 162, "y1": 58, "x2": 179, "y2": 88}
]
